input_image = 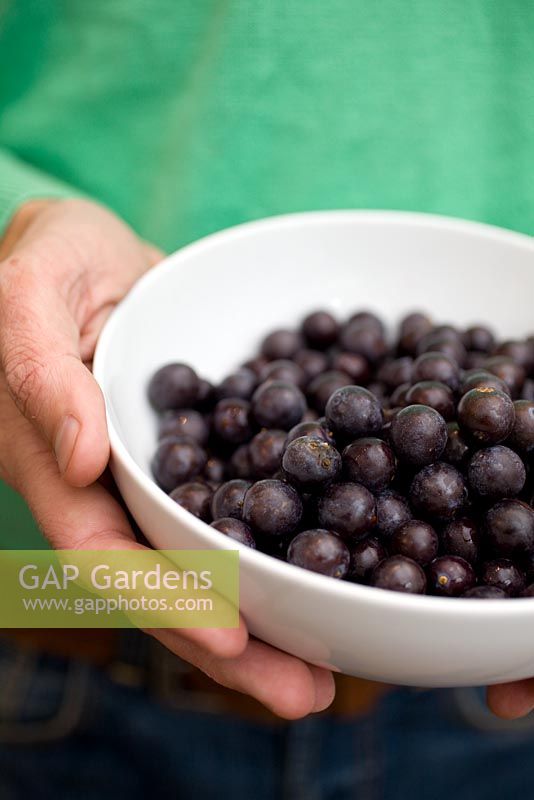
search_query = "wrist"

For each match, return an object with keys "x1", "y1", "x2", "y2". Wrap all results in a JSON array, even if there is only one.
[{"x1": 0, "y1": 198, "x2": 57, "y2": 259}]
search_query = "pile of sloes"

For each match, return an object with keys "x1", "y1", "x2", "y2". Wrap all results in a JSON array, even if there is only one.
[{"x1": 148, "y1": 310, "x2": 534, "y2": 598}]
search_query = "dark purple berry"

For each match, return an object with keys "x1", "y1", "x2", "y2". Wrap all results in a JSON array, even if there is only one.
[
  {"x1": 371, "y1": 556, "x2": 426, "y2": 594},
  {"x1": 293, "y1": 349, "x2": 329, "y2": 382},
  {"x1": 366, "y1": 381, "x2": 387, "y2": 401},
  {"x1": 301, "y1": 310, "x2": 340, "y2": 349},
  {"x1": 427, "y1": 324, "x2": 461, "y2": 339},
  {"x1": 243, "y1": 480, "x2": 302, "y2": 537},
  {"x1": 151, "y1": 436, "x2": 207, "y2": 492},
  {"x1": 285, "y1": 421, "x2": 335, "y2": 447},
  {"x1": 307, "y1": 370, "x2": 352, "y2": 413},
  {"x1": 158, "y1": 409, "x2": 209, "y2": 445},
  {"x1": 427, "y1": 556, "x2": 475, "y2": 597},
  {"x1": 317, "y1": 416, "x2": 336, "y2": 436},
  {"x1": 480, "y1": 559, "x2": 526, "y2": 596},
  {"x1": 248, "y1": 429, "x2": 286, "y2": 478},
  {"x1": 195, "y1": 378, "x2": 216, "y2": 411},
  {"x1": 458, "y1": 388, "x2": 515, "y2": 444},
  {"x1": 521, "y1": 379, "x2": 534, "y2": 401},
  {"x1": 148, "y1": 363, "x2": 200, "y2": 411},
  {"x1": 410, "y1": 463, "x2": 467, "y2": 520},
  {"x1": 443, "y1": 422, "x2": 471, "y2": 467},
  {"x1": 282, "y1": 436, "x2": 342, "y2": 490},
  {"x1": 375, "y1": 490, "x2": 412, "y2": 537},
  {"x1": 468, "y1": 446, "x2": 526, "y2": 499},
  {"x1": 204, "y1": 456, "x2": 226, "y2": 484},
  {"x1": 347, "y1": 311, "x2": 385, "y2": 332},
  {"x1": 382, "y1": 406, "x2": 401, "y2": 426},
  {"x1": 412, "y1": 352, "x2": 460, "y2": 391},
  {"x1": 390, "y1": 405, "x2": 447, "y2": 466},
  {"x1": 251, "y1": 381, "x2": 306, "y2": 430},
  {"x1": 397, "y1": 312, "x2": 433, "y2": 356},
  {"x1": 348, "y1": 537, "x2": 387, "y2": 583},
  {"x1": 405, "y1": 381, "x2": 455, "y2": 421},
  {"x1": 287, "y1": 529, "x2": 350, "y2": 578},
  {"x1": 213, "y1": 398, "x2": 253, "y2": 444},
  {"x1": 228, "y1": 444, "x2": 252, "y2": 478},
  {"x1": 508, "y1": 400, "x2": 534, "y2": 454},
  {"x1": 254, "y1": 529, "x2": 292, "y2": 557},
  {"x1": 462, "y1": 586, "x2": 507, "y2": 599},
  {"x1": 484, "y1": 356, "x2": 525, "y2": 398},
  {"x1": 325, "y1": 386, "x2": 383, "y2": 441},
  {"x1": 330, "y1": 352, "x2": 371, "y2": 384},
  {"x1": 169, "y1": 481, "x2": 213, "y2": 521},
  {"x1": 261, "y1": 329, "x2": 303, "y2": 360},
  {"x1": 317, "y1": 482, "x2": 376, "y2": 540},
  {"x1": 417, "y1": 332, "x2": 466, "y2": 366},
  {"x1": 463, "y1": 325, "x2": 496, "y2": 353},
  {"x1": 210, "y1": 518, "x2": 256, "y2": 548},
  {"x1": 460, "y1": 370, "x2": 510, "y2": 397},
  {"x1": 485, "y1": 499, "x2": 534, "y2": 556},
  {"x1": 241, "y1": 355, "x2": 269, "y2": 378},
  {"x1": 390, "y1": 520, "x2": 439, "y2": 566},
  {"x1": 494, "y1": 340, "x2": 534, "y2": 373},
  {"x1": 217, "y1": 368, "x2": 257, "y2": 400},
  {"x1": 464, "y1": 352, "x2": 488, "y2": 371},
  {"x1": 390, "y1": 382, "x2": 411, "y2": 407},
  {"x1": 342, "y1": 437, "x2": 395, "y2": 492},
  {"x1": 339, "y1": 320, "x2": 387, "y2": 363},
  {"x1": 211, "y1": 479, "x2": 252, "y2": 520},
  {"x1": 441, "y1": 518, "x2": 480, "y2": 564},
  {"x1": 520, "y1": 550, "x2": 534, "y2": 582},
  {"x1": 377, "y1": 358, "x2": 413, "y2": 390},
  {"x1": 261, "y1": 359, "x2": 305, "y2": 388}
]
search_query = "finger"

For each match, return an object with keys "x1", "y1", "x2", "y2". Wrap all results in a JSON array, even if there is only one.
[
  {"x1": 308, "y1": 665, "x2": 336, "y2": 712},
  {"x1": 202, "y1": 641, "x2": 335, "y2": 718},
  {"x1": 487, "y1": 681, "x2": 534, "y2": 719},
  {"x1": 155, "y1": 631, "x2": 336, "y2": 720},
  {"x1": 79, "y1": 302, "x2": 120, "y2": 362},
  {"x1": 7, "y1": 403, "x2": 247, "y2": 660},
  {"x1": 0, "y1": 256, "x2": 109, "y2": 486},
  {"x1": 142, "y1": 241, "x2": 165, "y2": 266},
  {"x1": 78, "y1": 242, "x2": 165, "y2": 360}
]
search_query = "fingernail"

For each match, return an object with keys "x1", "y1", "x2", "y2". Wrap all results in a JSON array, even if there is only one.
[
  {"x1": 313, "y1": 691, "x2": 336, "y2": 714},
  {"x1": 54, "y1": 415, "x2": 81, "y2": 474}
]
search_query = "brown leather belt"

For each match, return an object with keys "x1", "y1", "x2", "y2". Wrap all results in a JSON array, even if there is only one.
[{"x1": 1, "y1": 629, "x2": 389, "y2": 722}]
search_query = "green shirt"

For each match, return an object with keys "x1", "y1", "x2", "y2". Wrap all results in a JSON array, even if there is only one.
[{"x1": 1, "y1": 0, "x2": 533, "y2": 544}]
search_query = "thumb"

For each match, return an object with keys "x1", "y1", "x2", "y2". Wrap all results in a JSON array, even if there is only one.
[
  {"x1": 0, "y1": 255, "x2": 109, "y2": 487},
  {"x1": 142, "y1": 241, "x2": 165, "y2": 267}
]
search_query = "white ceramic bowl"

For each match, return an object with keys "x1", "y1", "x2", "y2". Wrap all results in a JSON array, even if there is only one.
[{"x1": 93, "y1": 210, "x2": 534, "y2": 687}]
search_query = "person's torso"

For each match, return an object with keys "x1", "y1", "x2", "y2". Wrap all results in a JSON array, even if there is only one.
[
  {"x1": 1, "y1": 0, "x2": 533, "y2": 254},
  {"x1": 1, "y1": 0, "x2": 534, "y2": 546}
]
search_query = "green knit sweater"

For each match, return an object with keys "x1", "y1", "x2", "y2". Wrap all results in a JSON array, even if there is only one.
[{"x1": 1, "y1": 0, "x2": 533, "y2": 543}]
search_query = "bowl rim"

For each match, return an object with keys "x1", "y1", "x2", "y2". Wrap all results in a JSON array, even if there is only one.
[{"x1": 93, "y1": 209, "x2": 534, "y2": 618}]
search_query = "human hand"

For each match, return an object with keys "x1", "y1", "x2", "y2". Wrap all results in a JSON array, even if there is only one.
[
  {"x1": 0, "y1": 198, "x2": 335, "y2": 719},
  {"x1": 487, "y1": 682, "x2": 534, "y2": 720}
]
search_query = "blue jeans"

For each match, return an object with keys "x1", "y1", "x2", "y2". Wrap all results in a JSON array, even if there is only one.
[{"x1": 0, "y1": 640, "x2": 534, "y2": 800}]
